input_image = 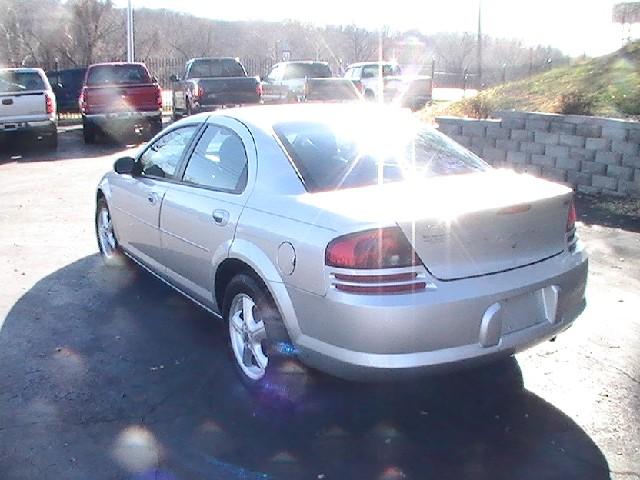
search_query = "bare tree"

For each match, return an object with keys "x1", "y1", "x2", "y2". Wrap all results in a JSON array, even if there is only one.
[
  {"x1": 64, "y1": 0, "x2": 123, "y2": 65},
  {"x1": 433, "y1": 32, "x2": 476, "y2": 72}
]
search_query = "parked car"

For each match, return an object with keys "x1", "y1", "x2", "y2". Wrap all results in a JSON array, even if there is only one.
[
  {"x1": 47, "y1": 67, "x2": 87, "y2": 113},
  {"x1": 0, "y1": 67, "x2": 57, "y2": 149},
  {"x1": 170, "y1": 57, "x2": 261, "y2": 118},
  {"x1": 344, "y1": 61, "x2": 432, "y2": 111},
  {"x1": 95, "y1": 103, "x2": 588, "y2": 386},
  {"x1": 261, "y1": 61, "x2": 332, "y2": 103},
  {"x1": 79, "y1": 62, "x2": 163, "y2": 144}
]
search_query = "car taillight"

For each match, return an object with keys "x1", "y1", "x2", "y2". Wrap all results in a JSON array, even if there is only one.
[
  {"x1": 566, "y1": 199, "x2": 576, "y2": 233},
  {"x1": 566, "y1": 198, "x2": 578, "y2": 251},
  {"x1": 79, "y1": 87, "x2": 87, "y2": 113},
  {"x1": 194, "y1": 84, "x2": 204, "y2": 99},
  {"x1": 326, "y1": 227, "x2": 421, "y2": 269},
  {"x1": 45, "y1": 92, "x2": 54, "y2": 115},
  {"x1": 256, "y1": 82, "x2": 263, "y2": 97},
  {"x1": 156, "y1": 86, "x2": 163, "y2": 109}
]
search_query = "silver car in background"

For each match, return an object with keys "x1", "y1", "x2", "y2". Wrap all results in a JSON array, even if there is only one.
[{"x1": 95, "y1": 104, "x2": 588, "y2": 384}]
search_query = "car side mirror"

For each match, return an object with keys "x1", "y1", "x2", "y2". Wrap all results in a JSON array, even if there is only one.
[
  {"x1": 169, "y1": 74, "x2": 180, "y2": 82},
  {"x1": 114, "y1": 156, "x2": 136, "y2": 175}
]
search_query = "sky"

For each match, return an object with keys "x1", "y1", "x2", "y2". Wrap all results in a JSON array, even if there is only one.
[{"x1": 115, "y1": 0, "x2": 632, "y2": 57}]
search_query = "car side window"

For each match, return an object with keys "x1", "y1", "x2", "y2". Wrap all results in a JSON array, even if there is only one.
[
  {"x1": 361, "y1": 65, "x2": 377, "y2": 78},
  {"x1": 139, "y1": 126, "x2": 198, "y2": 179},
  {"x1": 182, "y1": 125, "x2": 248, "y2": 193}
]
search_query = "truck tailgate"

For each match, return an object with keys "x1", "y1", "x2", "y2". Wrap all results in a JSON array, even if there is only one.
[
  {"x1": 197, "y1": 77, "x2": 260, "y2": 106},
  {"x1": 0, "y1": 91, "x2": 48, "y2": 123},
  {"x1": 85, "y1": 84, "x2": 159, "y2": 113}
]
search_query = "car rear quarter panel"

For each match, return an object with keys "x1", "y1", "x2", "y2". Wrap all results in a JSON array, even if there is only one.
[{"x1": 231, "y1": 121, "x2": 339, "y2": 297}]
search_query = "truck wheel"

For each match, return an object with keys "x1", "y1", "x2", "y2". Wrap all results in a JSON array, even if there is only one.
[
  {"x1": 45, "y1": 131, "x2": 58, "y2": 150},
  {"x1": 364, "y1": 90, "x2": 376, "y2": 101},
  {"x1": 147, "y1": 118, "x2": 163, "y2": 140},
  {"x1": 83, "y1": 121, "x2": 96, "y2": 144}
]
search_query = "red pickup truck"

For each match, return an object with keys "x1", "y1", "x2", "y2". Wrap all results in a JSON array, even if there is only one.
[{"x1": 79, "y1": 62, "x2": 162, "y2": 143}]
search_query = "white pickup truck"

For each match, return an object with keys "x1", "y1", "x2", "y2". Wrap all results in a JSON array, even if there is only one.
[
  {"x1": 0, "y1": 68, "x2": 58, "y2": 149},
  {"x1": 344, "y1": 62, "x2": 432, "y2": 111}
]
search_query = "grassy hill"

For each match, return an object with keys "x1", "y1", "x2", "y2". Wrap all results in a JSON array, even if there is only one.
[{"x1": 437, "y1": 40, "x2": 640, "y2": 120}]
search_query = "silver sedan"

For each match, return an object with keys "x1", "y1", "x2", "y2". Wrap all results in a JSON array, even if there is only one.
[{"x1": 95, "y1": 103, "x2": 588, "y2": 384}]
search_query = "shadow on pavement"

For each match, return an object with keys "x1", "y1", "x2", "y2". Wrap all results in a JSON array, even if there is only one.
[
  {"x1": 0, "y1": 129, "x2": 144, "y2": 164},
  {"x1": 576, "y1": 193, "x2": 640, "y2": 234},
  {"x1": 0, "y1": 255, "x2": 611, "y2": 480}
]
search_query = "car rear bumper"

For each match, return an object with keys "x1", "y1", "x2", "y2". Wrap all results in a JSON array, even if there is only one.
[
  {"x1": 282, "y1": 245, "x2": 588, "y2": 381},
  {"x1": 0, "y1": 118, "x2": 57, "y2": 139},
  {"x1": 84, "y1": 110, "x2": 161, "y2": 125},
  {"x1": 193, "y1": 99, "x2": 261, "y2": 113}
]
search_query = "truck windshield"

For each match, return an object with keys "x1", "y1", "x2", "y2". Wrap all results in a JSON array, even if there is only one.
[
  {"x1": 274, "y1": 116, "x2": 488, "y2": 192},
  {"x1": 187, "y1": 59, "x2": 246, "y2": 78},
  {"x1": 0, "y1": 71, "x2": 46, "y2": 93},
  {"x1": 86, "y1": 65, "x2": 151, "y2": 86},
  {"x1": 284, "y1": 63, "x2": 332, "y2": 80}
]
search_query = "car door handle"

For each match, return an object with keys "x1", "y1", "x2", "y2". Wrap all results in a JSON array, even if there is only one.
[
  {"x1": 147, "y1": 192, "x2": 159, "y2": 205},
  {"x1": 212, "y1": 209, "x2": 229, "y2": 226}
]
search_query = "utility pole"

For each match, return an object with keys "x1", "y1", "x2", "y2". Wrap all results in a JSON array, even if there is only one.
[
  {"x1": 126, "y1": 0, "x2": 135, "y2": 62},
  {"x1": 477, "y1": 0, "x2": 483, "y2": 88}
]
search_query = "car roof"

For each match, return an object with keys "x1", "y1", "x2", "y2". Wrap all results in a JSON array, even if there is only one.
[
  {"x1": 87, "y1": 62, "x2": 148, "y2": 68},
  {"x1": 0, "y1": 67, "x2": 45, "y2": 73},
  {"x1": 347, "y1": 61, "x2": 397, "y2": 68},
  {"x1": 189, "y1": 57, "x2": 239, "y2": 62},
  {"x1": 211, "y1": 103, "x2": 414, "y2": 132},
  {"x1": 276, "y1": 61, "x2": 329, "y2": 65}
]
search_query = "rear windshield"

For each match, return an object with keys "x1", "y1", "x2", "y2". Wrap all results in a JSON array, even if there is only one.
[
  {"x1": 284, "y1": 63, "x2": 332, "y2": 80},
  {"x1": 274, "y1": 118, "x2": 488, "y2": 192},
  {"x1": 86, "y1": 65, "x2": 151, "y2": 86},
  {"x1": 187, "y1": 59, "x2": 247, "y2": 78},
  {"x1": 0, "y1": 71, "x2": 46, "y2": 93}
]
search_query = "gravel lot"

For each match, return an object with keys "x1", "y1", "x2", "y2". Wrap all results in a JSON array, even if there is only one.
[{"x1": 0, "y1": 128, "x2": 638, "y2": 480}]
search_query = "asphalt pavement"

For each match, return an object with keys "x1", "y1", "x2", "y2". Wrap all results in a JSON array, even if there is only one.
[{"x1": 0, "y1": 128, "x2": 638, "y2": 480}]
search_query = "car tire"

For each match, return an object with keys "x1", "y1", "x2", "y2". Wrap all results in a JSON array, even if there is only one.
[
  {"x1": 147, "y1": 117, "x2": 163, "y2": 140},
  {"x1": 83, "y1": 120, "x2": 96, "y2": 144},
  {"x1": 223, "y1": 273, "x2": 303, "y2": 389},
  {"x1": 95, "y1": 197, "x2": 125, "y2": 267},
  {"x1": 42, "y1": 131, "x2": 58, "y2": 150}
]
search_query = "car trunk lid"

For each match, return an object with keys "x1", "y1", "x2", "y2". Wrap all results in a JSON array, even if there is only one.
[
  {"x1": 303, "y1": 170, "x2": 572, "y2": 281},
  {"x1": 396, "y1": 174, "x2": 571, "y2": 280},
  {"x1": 398, "y1": 194, "x2": 569, "y2": 281}
]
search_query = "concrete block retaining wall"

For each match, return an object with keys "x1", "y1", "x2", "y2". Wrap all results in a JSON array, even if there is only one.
[{"x1": 436, "y1": 111, "x2": 640, "y2": 197}]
